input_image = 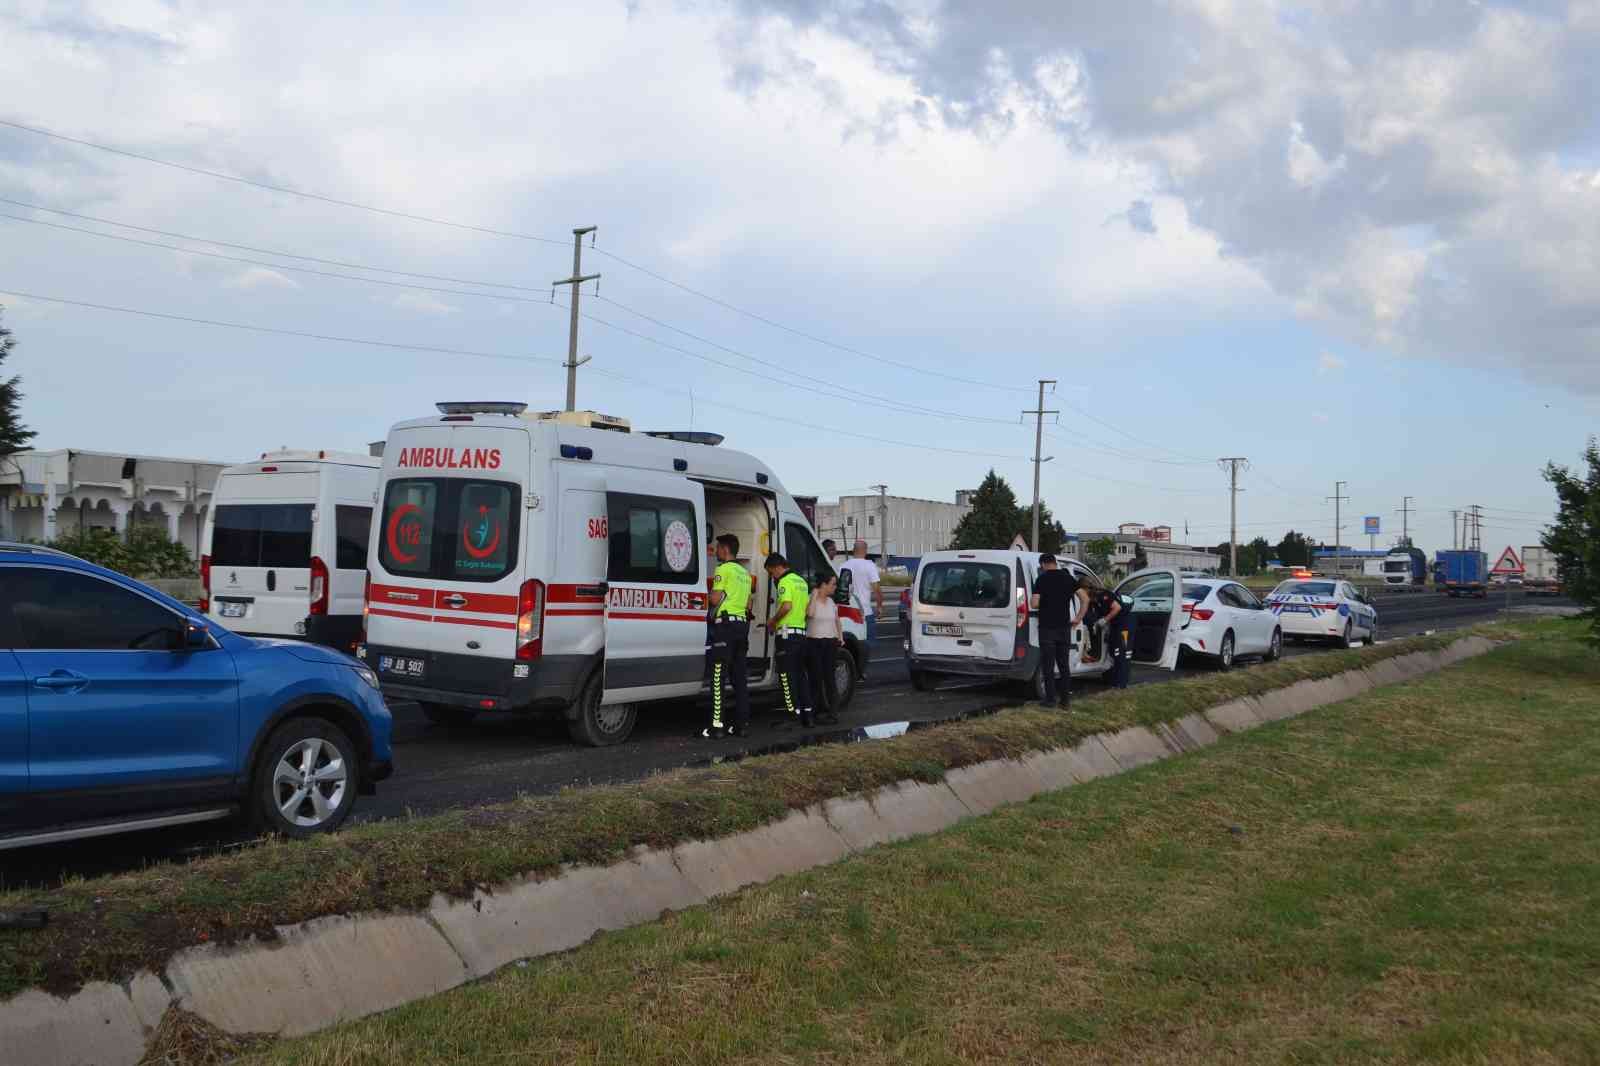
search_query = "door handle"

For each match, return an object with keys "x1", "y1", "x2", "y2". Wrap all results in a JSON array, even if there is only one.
[
  {"x1": 34, "y1": 671, "x2": 88, "y2": 691},
  {"x1": 267, "y1": 570, "x2": 277, "y2": 592}
]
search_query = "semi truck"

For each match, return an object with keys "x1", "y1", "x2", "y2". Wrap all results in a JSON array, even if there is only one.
[
  {"x1": 1379, "y1": 546, "x2": 1427, "y2": 587},
  {"x1": 1522, "y1": 546, "x2": 1562, "y2": 596},
  {"x1": 1433, "y1": 550, "x2": 1488, "y2": 598}
]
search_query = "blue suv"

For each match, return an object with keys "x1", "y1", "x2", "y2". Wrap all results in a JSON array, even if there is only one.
[{"x1": 0, "y1": 543, "x2": 393, "y2": 850}]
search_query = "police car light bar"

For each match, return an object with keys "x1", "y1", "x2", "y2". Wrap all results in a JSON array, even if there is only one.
[{"x1": 436, "y1": 401, "x2": 529, "y2": 416}]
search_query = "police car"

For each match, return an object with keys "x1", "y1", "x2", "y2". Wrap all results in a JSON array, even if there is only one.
[
  {"x1": 1264, "y1": 577, "x2": 1378, "y2": 647},
  {"x1": 360, "y1": 403, "x2": 866, "y2": 746}
]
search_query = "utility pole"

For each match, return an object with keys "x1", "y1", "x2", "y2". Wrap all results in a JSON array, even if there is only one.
[
  {"x1": 1398, "y1": 496, "x2": 1413, "y2": 546},
  {"x1": 1218, "y1": 457, "x2": 1249, "y2": 576},
  {"x1": 1328, "y1": 481, "x2": 1349, "y2": 574},
  {"x1": 1470, "y1": 504, "x2": 1483, "y2": 553},
  {"x1": 1450, "y1": 510, "x2": 1460, "y2": 551},
  {"x1": 1023, "y1": 380, "x2": 1058, "y2": 550},
  {"x1": 552, "y1": 225, "x2": 600, "y2": 412},
  {"x1": 871, "y1": 484, "x2": 888, "y2": 569}
]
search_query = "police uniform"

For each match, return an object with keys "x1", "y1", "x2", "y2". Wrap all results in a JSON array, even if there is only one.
[
  {"x1": 1085, "y1": 587, "x2": 1132, "y2": 689},
  {"x1": 706, "y1": 558, "x2": 753, "y2": 735},
  {"x1": 772, "y1": 569, "x2": 812, "y2": 726}
]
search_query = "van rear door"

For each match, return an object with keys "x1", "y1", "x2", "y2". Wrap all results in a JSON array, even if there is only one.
[
  {"x1": 601, "y1": 472, "x2": 706, "y2": 704},
  {"x1": 208, "y1": 471, "x2": 318, "y2": 637},
  {"x1": 914, "y1": 555, "x2": 1018, "y2": 663},
  {"x1": 1112, "y1": 568, "x2": 1183, "y2": 670}
]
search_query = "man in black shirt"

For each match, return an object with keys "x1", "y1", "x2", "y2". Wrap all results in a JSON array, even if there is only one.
[{"x1": 1030, "y1": 554, "x2": 1085, "y2": 708}]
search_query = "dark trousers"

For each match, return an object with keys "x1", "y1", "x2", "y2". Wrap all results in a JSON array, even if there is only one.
[
  {"x1": 707, "y1": 618, "x2": 750, "y2": 730},
  {"x1": 804, "y1": 638, "x2": 838, "y2": 717},
  {"x1": 1107, "y1": 620, "x2": 1131, "y2": 689},
  {"x1": 1039, "y1": 626, "x2": 1072, "y2": 706},
  {"x1": 775, "y1": 632, "x2": 809, "y2": 721}
]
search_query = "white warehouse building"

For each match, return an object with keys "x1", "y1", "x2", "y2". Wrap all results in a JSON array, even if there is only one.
[{"x1": 813, "y1": 492, "x2": 974, "y2": 558}]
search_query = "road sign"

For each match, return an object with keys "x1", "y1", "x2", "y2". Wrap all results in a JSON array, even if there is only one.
[
  {"x1": 1363, "y1": 516, "x2": 1380, "y2": 535},
  {"x1": 1490, "y1": 546, "x2": 1524, "y2": 575}
]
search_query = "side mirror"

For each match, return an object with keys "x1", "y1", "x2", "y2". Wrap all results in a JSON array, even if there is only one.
[{"x1": 184, "y1": 620, "x2": 211, "y2": 649}]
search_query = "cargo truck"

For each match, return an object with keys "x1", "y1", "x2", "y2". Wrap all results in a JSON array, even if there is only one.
[
  {"x1": 1522, "y1": 546, "x2": 1562, "y2": 596},
  {"x1": 1433, "y1": 550, "x2": 1488, "y2": 598}
]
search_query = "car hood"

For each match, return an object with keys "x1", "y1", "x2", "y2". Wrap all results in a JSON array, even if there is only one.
[{"x1": 252, "y1": 638, "x2": 362, "y2": 669}]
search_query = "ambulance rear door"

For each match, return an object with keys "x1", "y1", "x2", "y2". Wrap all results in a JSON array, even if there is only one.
[
  {"x1": 546, "y1": 465, "x2": 608, "y2": 675},
  {"x1": 601, "y1": 471, "x2": 707, "y2": 705}
]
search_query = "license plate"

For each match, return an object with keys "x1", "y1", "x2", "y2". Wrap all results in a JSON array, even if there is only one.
[
  {"x1": 378, "y1": 655, "x2": 426, "y2": 680},
  {"x1": 923, "y1": 622, "x2": 963, "y2": 637},
  {"x1": 219, "y1": 602, "x2": 247, "y2": 619}
]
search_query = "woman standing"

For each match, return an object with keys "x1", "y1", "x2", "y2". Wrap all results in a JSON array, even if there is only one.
[{"x1": 805, "y1": 573, "x2": 844, "y2": 726}]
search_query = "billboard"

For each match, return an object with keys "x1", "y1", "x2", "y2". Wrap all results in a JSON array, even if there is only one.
[{"x1": 1363, "y1": 516, "x2": 1381, "y2": 535}]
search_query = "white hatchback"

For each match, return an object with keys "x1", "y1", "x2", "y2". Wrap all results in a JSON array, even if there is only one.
[
  {"x1": 1179, "y1": 578, "x2": 1282, "y2": 670},
  {"x1": 1264, "y1": 578, "x2": 1379, "y2": 647}
]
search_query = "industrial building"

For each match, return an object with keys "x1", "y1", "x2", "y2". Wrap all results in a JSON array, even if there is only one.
[
  {"x1": 1066, "y1": 524, "x2": 1224, "y2": 576},
  {"x1": 812, "y1": 492, "x2": 974, "y2": 558}
]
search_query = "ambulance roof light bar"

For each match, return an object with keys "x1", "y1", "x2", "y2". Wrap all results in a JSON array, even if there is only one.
[
  {"x1": 644, "y1": 431, "x2": 725, "y2": 447},
  {"x1": 436, "y1": 401, "x2": 529, "y2": 416}
]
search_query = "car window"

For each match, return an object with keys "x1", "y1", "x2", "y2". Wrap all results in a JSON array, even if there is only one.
[
  {"x1": 1273, "y1": 580, "x2": 1336, "y2": 597},
  {"x1": 1182, "y1": 582, "x2": 1213, "y2": 602},
  {"x1": 919, "y1": 562, "x2": 1011, "y2": 608},
  {"x1": 8, "y1": 568, "x2": 183, "y2": 650},
  {"x1": 1071, "y1": 564, "x2": 1104, "y2": 590},
  {"x1": 211, "y1": 504, "x2": 314, "y2": 568},
  {"x1": 783, "y1": 522, "x2": 834, "y2": 592},
  {"x1": 1118, "y1": 570, "x2": 1176, "y2": 612},
  {"x1": 335, "y1": 506, "x2": 372, "y2": 571},
  {"x1": 606, "y1": 492, "x2": 699, "y2": 586},
  {"x1": 379, "y1": 478, "x2": 520, "y2": 583},
  {"x1": 1231, "y1": 584, "x2": 1262, "y2": 609}
]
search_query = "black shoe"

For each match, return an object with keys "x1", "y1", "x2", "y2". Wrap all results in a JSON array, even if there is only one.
[
  {"x1": 801, "y1": 715, "x2": 815, "y2": 729},
  {"x1": 726, "y1": 725, "x2": 747, "y2": 738},
  {"x1": 700, "y1": 726, "x2": 726, "y2": 739}
]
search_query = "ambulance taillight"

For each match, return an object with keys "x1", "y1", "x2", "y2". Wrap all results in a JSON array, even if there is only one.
[
  {"x1": 309, "y1": 556, "x2": 330, "y2": 615},
  {"x1": 360, "y1": 572, "x2": 371, "y2": 645},
  {"x1": 516, "y1": 579, "x2": 546, "y2": 660}
]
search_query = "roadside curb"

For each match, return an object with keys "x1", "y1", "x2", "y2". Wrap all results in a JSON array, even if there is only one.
[{"x1": 0, "y1": 634, "x2": 1499, "y2": 1066}]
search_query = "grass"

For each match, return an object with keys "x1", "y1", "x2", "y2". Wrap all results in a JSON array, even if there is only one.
[
  {"x1": 0, "y1": 624, "x2": 1537, "y2": 1000},
  {"x1": 247, "y1": 622, "x2": 1600, "y2": 1065}
]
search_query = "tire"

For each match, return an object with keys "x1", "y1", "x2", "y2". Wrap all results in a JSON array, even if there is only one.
[
  {"x1": 566, "y1": 669, "x2": 637, "y2": 747},
  {"x1": 1367, "y1": 620, "x2": 1378, "y2": 644},
  {"x1": 1265, "y1": 627, "x2": 1283, "y2": 662},
  {"x1": 251, "y1": 718, "x2": 360, "y2": 839},
  {"x1": 832, "y1": 647, "x2": 859, "y2": 711},
  {"x1": 910, "y1": 668, "x2": 937, "y2": 693},
  {"x1": 419, "y1": 702, "x2": 479, "y2": 727},
  {"x1": 1032, "y1": 663, "x2": 1051, "y2": 703},
  {"x1": 1216, "y1": 631, "x2": 1236, "y2": 672},
  {"x1": 1338, "y1": 620, "x2": 1354, "y2": 649}
]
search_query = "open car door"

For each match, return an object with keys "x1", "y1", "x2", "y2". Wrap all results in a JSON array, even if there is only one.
[{"x1": 1112, "y1": 568, "x2": 1184, "y2": 671}]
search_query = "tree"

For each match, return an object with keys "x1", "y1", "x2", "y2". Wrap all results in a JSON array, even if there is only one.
[
  {"x1": 948, "y1": 469, "x2": 1069, "y2": 553},
  {"x1": 1131, "y1": 543, "x2": 1149, "y2": 573},
  {"x1": 1542, "y1": 441, "x2": 1600, "y2": 644},
  {"x1": 1276, "y1": 530, "x2": 1311, "y2": 567},
  {"x1": 1032, "y1": 500, "x2": 1070, "y2": 555},
  {"x1": 1082, "y1": 536, "x2": 1116, "y2": 576},
  {"x1": 0, "y1": 306, "x2": 36, "y2": 459},
  {"x1": 1247, "y1": 536, "x2": 1273, "y2": 575},
  {"x1": 1212, "y1": 541, "x2": 1233, "y2": 574}
]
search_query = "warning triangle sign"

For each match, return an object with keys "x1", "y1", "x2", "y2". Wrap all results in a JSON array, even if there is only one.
[
  {"x1": 1010, "y1": 532, "x2": 1030, "y2": 551},
  {"x1": 1490, "y1": 545, "x2": 1524, "y2": 575}
]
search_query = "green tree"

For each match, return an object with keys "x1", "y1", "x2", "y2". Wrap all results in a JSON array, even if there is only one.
[
  {"x1": 1082, "y1": 536, "x2": 1116, "y2": 575},
  {"x1": 948, "y1": 470, "x2": 1069, "y2": 553},
  {"x1": 0, "y1": 306, "x2": 37, "y2": 459},
  {"x1": 1247, "y1": 536, "x2": 1273, "y2": 575},
  {"x1": 1032, "y1": 500, "x2": 1069, "y2": 555},
  {"x1": 49, "y1": 525, "x2": 196, "y2": 579},
  {"x1": 1276, "y1": 530, "x2": 1311, "y2": 567},
  {"x1": 1131, "y1": 543, "x2": 1149, "y2": 573},
  {"x1": 1212, "y1": 541, "x2": 1233, "y2": 574},
  {"x1": 1542, "y1": 441, "x2": 1600, "y2": 644}
]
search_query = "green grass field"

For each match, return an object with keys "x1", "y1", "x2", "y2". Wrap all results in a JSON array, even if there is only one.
[{"x1": 241, "y1": 623, "x2": 1600, "y2": 1065}]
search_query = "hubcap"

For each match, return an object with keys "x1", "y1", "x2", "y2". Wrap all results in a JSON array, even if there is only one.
[
  {"x1": 1222, "y1": 637, "x2": 1233, "y2": 665},
  {"x1": 834, "y1": 659, "x2": 852, "y2": 697},
  {"x1": 595, "y1": 702, "x2": 631, "y2": 736},
  {"x1": 273, "y1": 737, "x2": 347, "y2": 828}
]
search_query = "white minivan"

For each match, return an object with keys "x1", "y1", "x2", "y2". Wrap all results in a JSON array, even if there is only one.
[
  {"x1": 359, "y1": 402, "x2": 866, "y2": 746},
  {"x1": 202, "y1": 450, "x2": 381, "y2": 651},
  {"x1": 904, "y1": 550, "x2": 1184, "y2": 698}
]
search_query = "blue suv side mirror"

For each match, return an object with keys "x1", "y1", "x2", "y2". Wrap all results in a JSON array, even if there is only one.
[{"x1": 184, "y1": 620, "x2": 212, "y2": 650}]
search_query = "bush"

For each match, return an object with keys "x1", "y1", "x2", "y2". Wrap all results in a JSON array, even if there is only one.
[{"x1": 47, "y1": 525, "x2": 197, "y2": 579}]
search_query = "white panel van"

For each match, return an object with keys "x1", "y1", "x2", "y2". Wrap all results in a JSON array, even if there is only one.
[
  {"x1": 360, "y1": 403, "x2": 865, "y2": 746},
  {"x1": 202, "y1": 451, "x2": 381, "y2": 650}
]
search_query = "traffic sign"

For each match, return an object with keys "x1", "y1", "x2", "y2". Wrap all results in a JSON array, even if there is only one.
[
  {"x1": 1490, "y1": 546, "x2": 1524, "y2": 575},
  {"x1": 1363, "y1": 516, "x2": 1380, "y2": 535}
]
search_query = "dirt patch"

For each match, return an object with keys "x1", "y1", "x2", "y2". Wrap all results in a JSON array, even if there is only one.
[{"x1": 137, "y1": 1006, "x2": 274, "y2": 1066}]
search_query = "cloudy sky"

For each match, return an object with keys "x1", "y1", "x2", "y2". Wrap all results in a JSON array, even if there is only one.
[{"x1": 3, "y1": 0, "x2": 1596, "y2": 556}]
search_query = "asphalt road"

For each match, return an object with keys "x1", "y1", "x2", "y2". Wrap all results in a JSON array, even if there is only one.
[{"x1": 1, "y1": 587, "x2": 1564, "y2": 888}]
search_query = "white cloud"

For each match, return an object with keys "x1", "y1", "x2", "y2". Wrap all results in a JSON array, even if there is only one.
[
  {"x1": 1317, "y1": 351, "x2": 1346, "y2": 375},
  {"x1": 222, "y1": 267, "x2": 298, "y2": 291},
  {"x1": 392, "y1": 293, "x2": 459, "y2": 316}
]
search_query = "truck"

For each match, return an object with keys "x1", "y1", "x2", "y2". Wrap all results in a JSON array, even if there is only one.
[
  {"x1": 1378, "y1": 547, "x2": 1427, "y2": 588},
  {"x1": 1522, "y1": 546, "x2": 1562, "y2": 596},
  {"x1": 1433, "y1": 550, "x2": 1488, "y2": 598}
]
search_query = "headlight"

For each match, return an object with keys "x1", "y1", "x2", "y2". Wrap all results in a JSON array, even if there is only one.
[{"x1": 351, "y1": 665, "x2": 381, "y2": 692}]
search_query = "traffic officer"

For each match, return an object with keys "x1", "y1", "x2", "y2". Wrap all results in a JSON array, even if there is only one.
[
  {"x1": 1082, "y1": 584, "x2": 1131, "y2": 689},
  {"x1": 764, "y1": 552, "x2": 813, "y2": 727},
  {"x1": 703, "y1": 534, "x2": 753, "y2": 738}
]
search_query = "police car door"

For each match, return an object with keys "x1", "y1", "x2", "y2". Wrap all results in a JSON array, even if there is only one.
[
  {"x1": 602, "y1": 472, "x2": 707, "y2": 704},
  {"x1": 1111, "y1": 568, "x2": 1184, "y2": 670}
]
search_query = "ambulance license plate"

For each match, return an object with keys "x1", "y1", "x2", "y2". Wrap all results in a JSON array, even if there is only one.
[
  {"x1": 923, "y1": 622, "x2": 963, "y2": 637},
  {"x1": 378, "y1": 655, "x2": 427, "y2": 680}
]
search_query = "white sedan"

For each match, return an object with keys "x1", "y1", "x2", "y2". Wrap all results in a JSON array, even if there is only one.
[
  {"x1": 1179, "y1": 578, "x2": 1282, "y2": 669},
  {"x1": 1265, "y1": 578, "x2": 1379, "y2": 647}
]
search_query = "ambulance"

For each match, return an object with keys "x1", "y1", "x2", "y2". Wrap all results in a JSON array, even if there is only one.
[{"x1": 358, "y1": 403, "x2": 866, "y2": 746}]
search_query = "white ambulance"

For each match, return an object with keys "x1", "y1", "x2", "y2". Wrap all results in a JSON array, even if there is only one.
[
  {"x1": 359, "y1": 403, "x2": 865, "y2": 746},
  {"x1": 203, "y1": 450, "x2": 381, "y2": 650}
]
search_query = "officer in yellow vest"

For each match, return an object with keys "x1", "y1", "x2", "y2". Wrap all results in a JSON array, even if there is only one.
[
  {"x1": 764, "y1": 552, "x2": 813, "y2": 728},
  {"x1": 703, "y1": 534, "x2": 753, "y2": 738}
]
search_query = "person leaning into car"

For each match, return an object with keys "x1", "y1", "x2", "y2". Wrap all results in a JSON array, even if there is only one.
[{"x1": 1030, "y1": 554, "x2": 1087, "y2": 709}]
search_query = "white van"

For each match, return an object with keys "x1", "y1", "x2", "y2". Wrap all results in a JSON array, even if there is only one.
[
  {"x1": 202, "y1": 450, "x2": 381, "y2": 650},
  {"x1": 359, "y1": 403, "x2": 865, "y2": 746},
  {"x1": 904, "y1": 550, "x2": 1184, "y2": 697}
]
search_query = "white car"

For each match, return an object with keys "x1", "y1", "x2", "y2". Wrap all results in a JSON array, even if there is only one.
[
  {"x1": 1265, "y1": 577, "x2": 1378, "y2": 647},
  {"x1": 1178, "y1": 578, "x2": 1282, "y2": 669}
]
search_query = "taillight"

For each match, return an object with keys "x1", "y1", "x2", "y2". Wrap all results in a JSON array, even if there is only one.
[
  {"x1": 361, "y1": 572, "x2": 371, "y2": 644},
  {"x1": 516, "y1": 579, "x2": 546, "y2": 660},
  {"x1": 309, "y1": 556, "x2": 329, "y2": 616},
  {"x1": 199, "y1": 554, "x2": 211, "y2": 614},
  {"x1": 1016, "y1": 584, "x2": 1029, "y2": 629},
  {"x1": 1190, "y1": 607, "x2": 1215, "y2": 621}
]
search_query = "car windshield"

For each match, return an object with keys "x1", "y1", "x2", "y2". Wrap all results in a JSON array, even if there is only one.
[
  {"x1": 918, "y1": 562, "x2": 1011, "y2": 608},
  {"x1": 1383, "y1": 560, "x2": 1410, "y2": 572},
  {"x1": 1273, "y1": 580, "x2": 1337, "y2": 597},
  {"x1": 1182, "y1": 582, "x2": 1213, "y2": 601}
]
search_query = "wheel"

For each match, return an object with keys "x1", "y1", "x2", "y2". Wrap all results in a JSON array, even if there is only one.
[
  {"x1": 1216, "y1": 631, "x2": 1236, "y2": 672},
  {"x1": 1367, "y1": 619, "x2": 1378, "y2": 644},
  {"x1": 1338, "y1": 620, "x2": 1354, "y2": 649},
  {"x1": 1032, "y1": 663, "x2": 1051, "y2": 702},
  {"x1": 1265, "y1": 627, "x2": 1282, "y2": 662},
  {"x1": 419, "y1": 702, "x2": 479, "y2": 727},
  {"x1": 910, "y1": 668, "x2": 937, "y2": 692},
  {"x1": 251, "y1": 718, "x2": 359, "y2": 838},
  {"x1": 566, "y1": 669, "x2": 637, "y2": 747},
  {"x1": 831, "y1": 647, "x2": 859, "y2": 711}
]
